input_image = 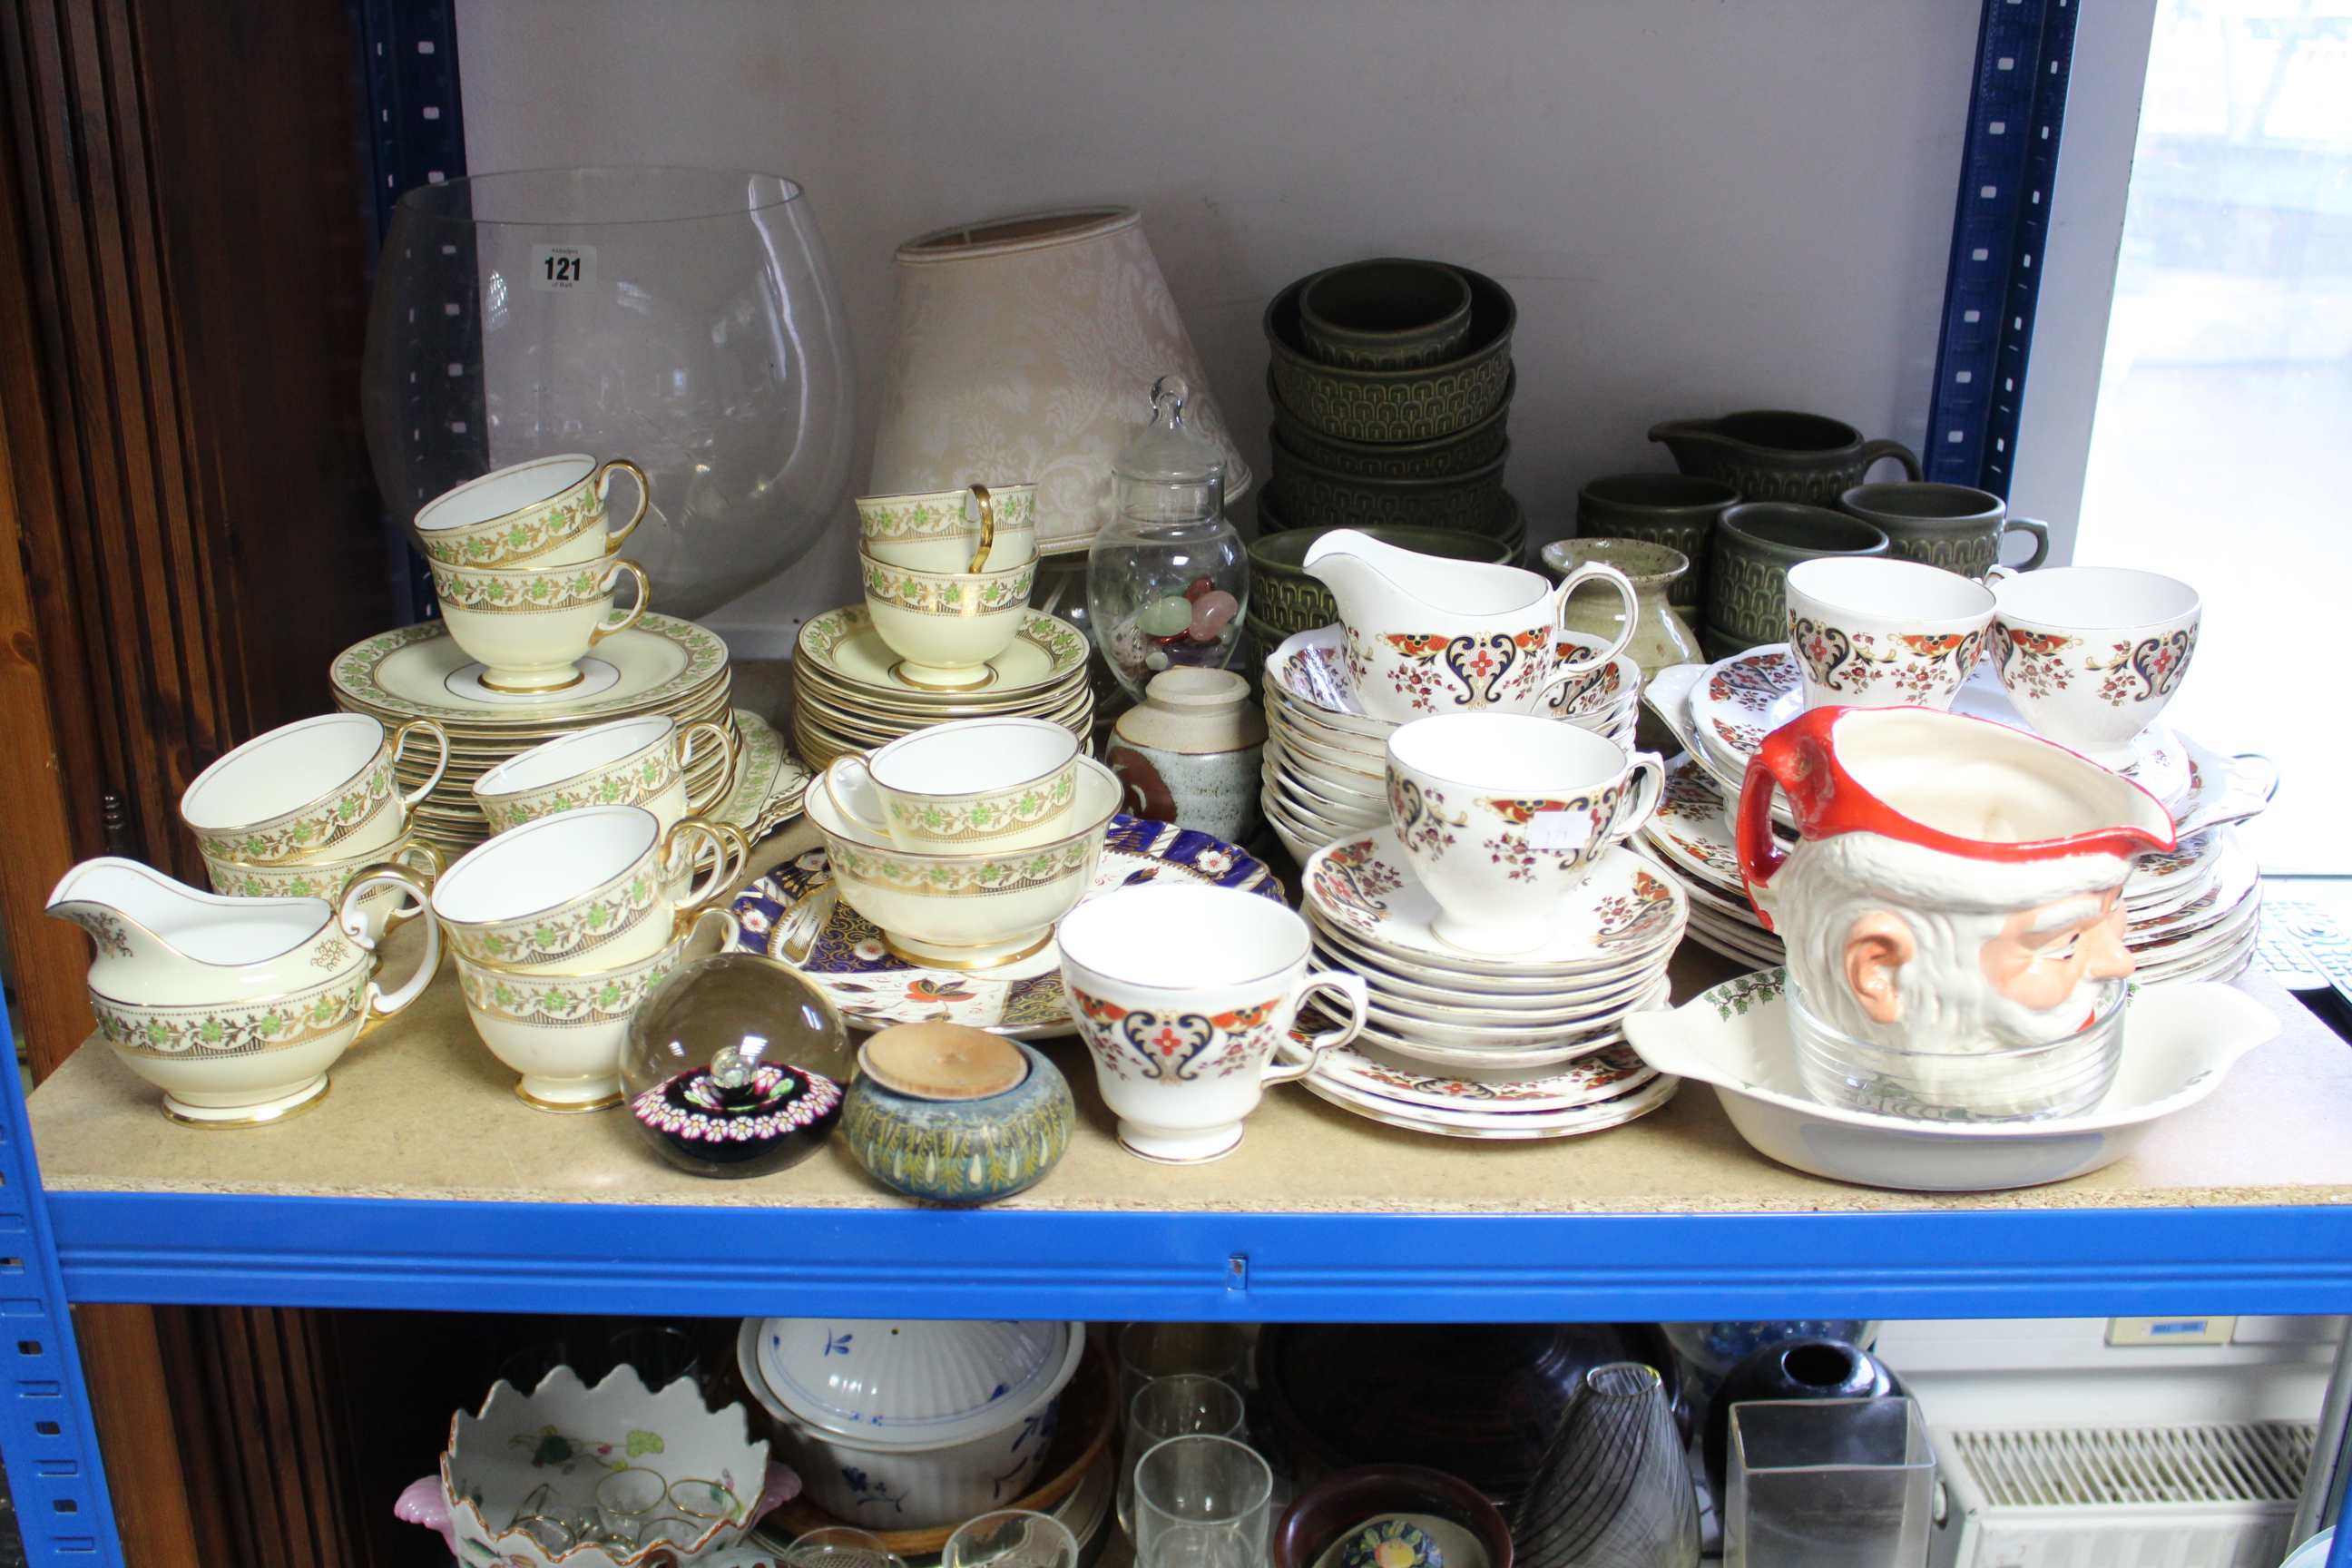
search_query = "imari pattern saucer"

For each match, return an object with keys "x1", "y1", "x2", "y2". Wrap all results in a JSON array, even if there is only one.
[
  {"x1": 730, "y1": 817, "x2": 1279, "y2": 1037},
  {"x1": 1300, "y1": 1066, "x2": 1679, "y2": 1139},
  {"x1": 1315, "y1": 1039, "x2": 1657, "y2": 1112}
]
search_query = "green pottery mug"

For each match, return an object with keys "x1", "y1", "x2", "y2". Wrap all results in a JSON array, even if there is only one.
[
  {"x1": 1707, "y1": 502, "x2": 1889, "y2": 651},
  {"x1": 1838, "y1": 482, "x2": 2049, "y2": 580}
]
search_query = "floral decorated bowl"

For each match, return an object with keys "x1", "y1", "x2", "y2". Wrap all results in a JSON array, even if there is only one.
[{"x1": 427, "y1": 1364, "x2": 780, "y2": 1568}]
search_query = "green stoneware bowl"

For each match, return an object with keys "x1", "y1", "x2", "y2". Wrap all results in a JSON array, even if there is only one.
[
  {"x1": 1297, "y1": 258, "x2": 1475, "y2": 370},
  {"x1": 1707, "y1": 501, "x2": 1889, "y2": 651},
  {"x1": 1270, "y1": 439, "x2": 1509, "y2": 534},
  {"x1": 1250, "y1": 521, "x2": 1516, "y2": 641},
  {"x1": 1268, "y1": 371, "x2": 1514, "y2": 479},
  {"x1": 1266, "y1": 268, "x2": 1515, "y2": 444}
]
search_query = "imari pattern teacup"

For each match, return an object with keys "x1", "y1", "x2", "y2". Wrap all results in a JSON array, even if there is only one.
[{"x1": 1785, "y1": 555, "x2": 1994, "y2": 712}]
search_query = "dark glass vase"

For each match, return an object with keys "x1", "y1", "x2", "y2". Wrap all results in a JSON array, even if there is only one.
[{"x1": 1512, "y1": 1362, "x2": 1698, "y2": 1568}]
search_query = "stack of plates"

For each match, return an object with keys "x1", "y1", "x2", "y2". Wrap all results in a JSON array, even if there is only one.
[
  {"x1": 330, "y1": 616, "x2": 806, "y2": 857},
  {"x1": 1258, "y1": 625, "x2": 1642, "y2": 865},
  {"x1": 1636, "y1": 648, "x2": 2278, "y2": 984},
  {"x1": 791, "y1": 605, "x2": 1093, "y2": 772},
  {"x1": 1292, "y1": 829, "x2": 1689, "y2": 1138}
]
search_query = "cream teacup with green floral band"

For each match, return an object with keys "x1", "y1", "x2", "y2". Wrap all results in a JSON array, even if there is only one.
[
  {"x1": 415, "y1": 454, "x2": 650, "y2": 569},
  {"x1": 857, "y1": 482, "x2": 1038, "y2": 574},
  {"x1": 429, "y1": 804, "x2": 742, "y2": 975},
  {"x1": 822, "y1": 716, "x2": 1082, "y2": 852},
  {"x1": 201, "y1": 836, "x2": 444, "y2": 944},
  {"x1": 431, "y1": 555, "x2": 652, "y2": 693},
  {"x1": 858, "y1": 546, "x2": 1035, "y2": 691},
  {"x1": 180, "y1": 712, "x2": 449, "y2": 867},
  {"x1": 472, "y1": 714, "x2": 735, "y2": 836}
]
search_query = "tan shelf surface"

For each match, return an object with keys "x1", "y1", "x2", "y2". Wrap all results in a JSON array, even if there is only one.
[{"x1": 29, "y1": 824, "x2": 2352, "y2": 1217}]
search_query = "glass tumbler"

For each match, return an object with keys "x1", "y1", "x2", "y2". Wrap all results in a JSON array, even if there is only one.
[
  {"x1": 1117, "y1": 1322, "x2": 1253, "y2": 1405},
  {"x1": 944, "y1": 1510, "x2": 1081, "y2": 1568},
  {"x1": 1726, "y1": 1397, "x2": 1934, "y2": 1568},
  {"x1": 1132, "y1": 1435, "x2": 1273, "y2": 1568},
  {"x1": 1120, "y1": 1374, "x2": 1250, "y2": 1536},
  {"x1": 785, "y1": 1526, "x2": 910, "y2": 1568}
]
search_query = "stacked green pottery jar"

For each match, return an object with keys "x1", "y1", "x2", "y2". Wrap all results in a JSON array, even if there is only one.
[{"x1": 1260, "y1": 259, "x2": 1524, "y2": 590}]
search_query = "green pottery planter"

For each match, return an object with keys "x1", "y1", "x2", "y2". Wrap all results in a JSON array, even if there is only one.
[
  {"x1": 1297, "y1": 258, "x2": 1475, "y2": 370},
  {"x1": 1270, "y1": 439, "x2": 1507, "y2": 534},
  {"x1": 1269, "y1": 372, "x2": 1513, "y2": 479},
  {"x1": 1266, "y1": 267, "x2": 1515, "y2": 444}
]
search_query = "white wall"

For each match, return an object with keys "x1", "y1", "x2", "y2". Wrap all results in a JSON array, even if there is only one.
[{"x1": 458, "y1": 0, "x2": 1984, "y2": 653}]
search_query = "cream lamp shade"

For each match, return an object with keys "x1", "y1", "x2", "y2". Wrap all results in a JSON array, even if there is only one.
[{"x1": 869, "y1": 206, "x2": 1251, "y2": 554}]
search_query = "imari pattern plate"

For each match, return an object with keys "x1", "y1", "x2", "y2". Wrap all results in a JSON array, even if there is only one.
[
  {"x1": 1313, "y1": 1038, "x2": 1658, "y2": 1112},
  {"x1": 1301, "y1": 1068, "x2": 1679, "y2": 1139},
  {"x1": 730, "y1": 817, "x2": 1280, "y2": 1037}
]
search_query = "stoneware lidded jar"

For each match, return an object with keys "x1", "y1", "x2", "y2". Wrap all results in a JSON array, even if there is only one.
[
  {"x1": 1108, "y1": 668, "x2": 1267, "y2": 843},
  {"x1": 840, "y1": 1023, "x2": 1074, "y2": 1205}
]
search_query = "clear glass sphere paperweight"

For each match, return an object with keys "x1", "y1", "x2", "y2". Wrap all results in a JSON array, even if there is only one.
[
  {"x1": 1087, "y1": 377, "x2": 1249, "y2": 700},
  {"x1": 362, "y1": 168, "x2": 856, "y2": 618},
  {"x1": 623, "y1": 953, "x2": 855, "y2": 1179}
]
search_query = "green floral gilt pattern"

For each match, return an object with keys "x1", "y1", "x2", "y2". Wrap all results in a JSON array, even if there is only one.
[
  {"x1": 331, "y1": 616, "x2": 727, "y2": 722},
  {"x1": 1706, "y1": 966, "x2": 1787, "y2": 1020},
  {"x1": 430, "y1": 562, "x2": 613, "y2": 612},
  {"x1": 452, "y1": 870, "x2": 662, "y2": 966},
  {"x1": 862, "y1": 559, "x2": 1034, "y2": 616},
  {"x1": 887, "y1": 771, "x2": 1076, "y2": 841},
  {"x1": 858, "y1": 489, "x2": 1036, "y2": 540},
  {"x1": 459, "y1": 948, "x2": 681, "y2": 1025},
  {"x1": 828, "y1": 836, "x2": 1095, "y2": 897},
  {"x1": 421, "y1": 486, "x2": 603, "y2": 566},
  {"x1": 93, "y1": 975, "x2": 365, "y2": 1058},
  {"x1": 485, "y1": 749, "x2": 678, "y2": 829},
  {"x1": 196, "y1": 756, "x2": 397, "y2": 863},
  {"x1": 205, "y1": 841, "x2": 434, "y2": 902}
]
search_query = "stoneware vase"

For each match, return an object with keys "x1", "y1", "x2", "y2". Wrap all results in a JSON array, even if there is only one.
[
  {"x1": 1706, "y1": 503, "x2": 1889, "y2": 652},
  {"x1": 839, "y1": 1026, "x2": 1074, "y2": 1204},
  {"x1": 1648, "y1": 410, "x2": 1921, "y2": 505},
  {"x1": 1574, "y1": 473, "x2": 1740, "y2": 611},
  {"x1": 1541, "y1": 538, "x2": 1700, "y2": 693},
  {"x1": 1108, "y1": 667, "x2": 1268, "y2": 843},
  {"x1": 869, "y1": 207, "x2": 1250, "y2": 554}
]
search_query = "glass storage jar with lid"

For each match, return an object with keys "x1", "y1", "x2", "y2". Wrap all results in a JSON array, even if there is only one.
[{"x1": 1087, "y1": 376, "x2": 1250, "y2": 700}]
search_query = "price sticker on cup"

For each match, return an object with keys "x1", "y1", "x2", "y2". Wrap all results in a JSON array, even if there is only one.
[
  {"x1": 1527, "y1": 809, "x2": 1593, "y2": 852},
  {"x1": 530, "y1": 244, "x2": 597, "y2": 291}
]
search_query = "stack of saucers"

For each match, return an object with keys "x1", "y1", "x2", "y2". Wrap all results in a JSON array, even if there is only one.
[
  {"x1": 1636, "y1": 654, "x2": 2274, "y2": 983},
  {"x1": 1258, "y1": 625, "x2": 1641, "y2": 864},
  {"x1": 790, "y1": 604, "x2": 1093, "y2": 772},
  {"x1": 1291, "y1": 830, "x2": 1688, "y2": 1139},
  {"x1": 329, "y1": 614, "x2": 802, "y2": 858}
]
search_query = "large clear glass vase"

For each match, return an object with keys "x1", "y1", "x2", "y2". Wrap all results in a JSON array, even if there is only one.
[{"x1": 362, "y1": 167, "x2": 855, "y2": 618}]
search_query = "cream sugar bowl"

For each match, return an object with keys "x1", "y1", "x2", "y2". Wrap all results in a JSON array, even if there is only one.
[
  {"x1": 47, "y1": 857, "x2": 439, "y2": 1126},
  {"x1": 820, "y1": 716, "x2": 1081, "y2": 851},
  {"x1": 456, "y1": 906, "x2": 740, "y2": 1112},
  {"x1": 1058, "y1": 884, "x2": 1368, "y2": 1162},
  {"x1": 415, "y1": 453, "x2": 650, "y2": 569},
  {"x1": 472, "y1": 714, "x2": 735, "y2": 835},
  {"x1": 428, "y1": 554, "x2": 652, "y2": 694},
  {"x1": 1386, "y1": 712, "x2": 1666, "y2": 956},
  {"x1": 857, "y1": 482, "x2": 1040, "y2": 574},
  {"x1": 180, "y1": 711, "x2": 450, "y2": 867},
  {"x1": 1786, "y1": 555, "x2": 1994, "y2": 711},
  {"x1": 806, "y1": 756, "x2": 1121, "y2": 968},
  {"x1": 1989, "y1": 565, "x2": 2201, "y2": 768},
  {"x1": 857, "y1": 545, "x2": 1038, "y2": 691},
  {"x1": 429, "y1": 805, "x2": 743, "y2": 975},
  {"x1": 1302, "y1": 528, "x2": 1637, "y2": 722}
]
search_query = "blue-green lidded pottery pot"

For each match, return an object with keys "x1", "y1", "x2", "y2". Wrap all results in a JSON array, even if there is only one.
[{"x1": 842, "y1": 1027, "x2": 1073, "y2": 1205}]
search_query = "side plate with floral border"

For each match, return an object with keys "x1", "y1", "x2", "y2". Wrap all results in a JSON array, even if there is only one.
[
  {"x1": 332, "y1": 614, "x2": 728, "y2": 726},
  {"x1": 730, "y1": 816, "x2": 1279, "y2": 1037}
]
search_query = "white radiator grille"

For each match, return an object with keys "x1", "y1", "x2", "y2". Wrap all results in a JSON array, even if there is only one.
[{"x1": 1948, "y1": 1423, "x2": 2315, "y2": 1508}]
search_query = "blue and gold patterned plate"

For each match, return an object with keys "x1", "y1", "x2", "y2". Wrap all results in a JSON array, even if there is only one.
[{"x1": 730, "y1": 817, "x2": 1282, "y2": 1037}]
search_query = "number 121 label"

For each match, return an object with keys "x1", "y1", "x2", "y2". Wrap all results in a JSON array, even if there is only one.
[{"x1": 530, "y1": 244, "x2": 596, "y2": 291}]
